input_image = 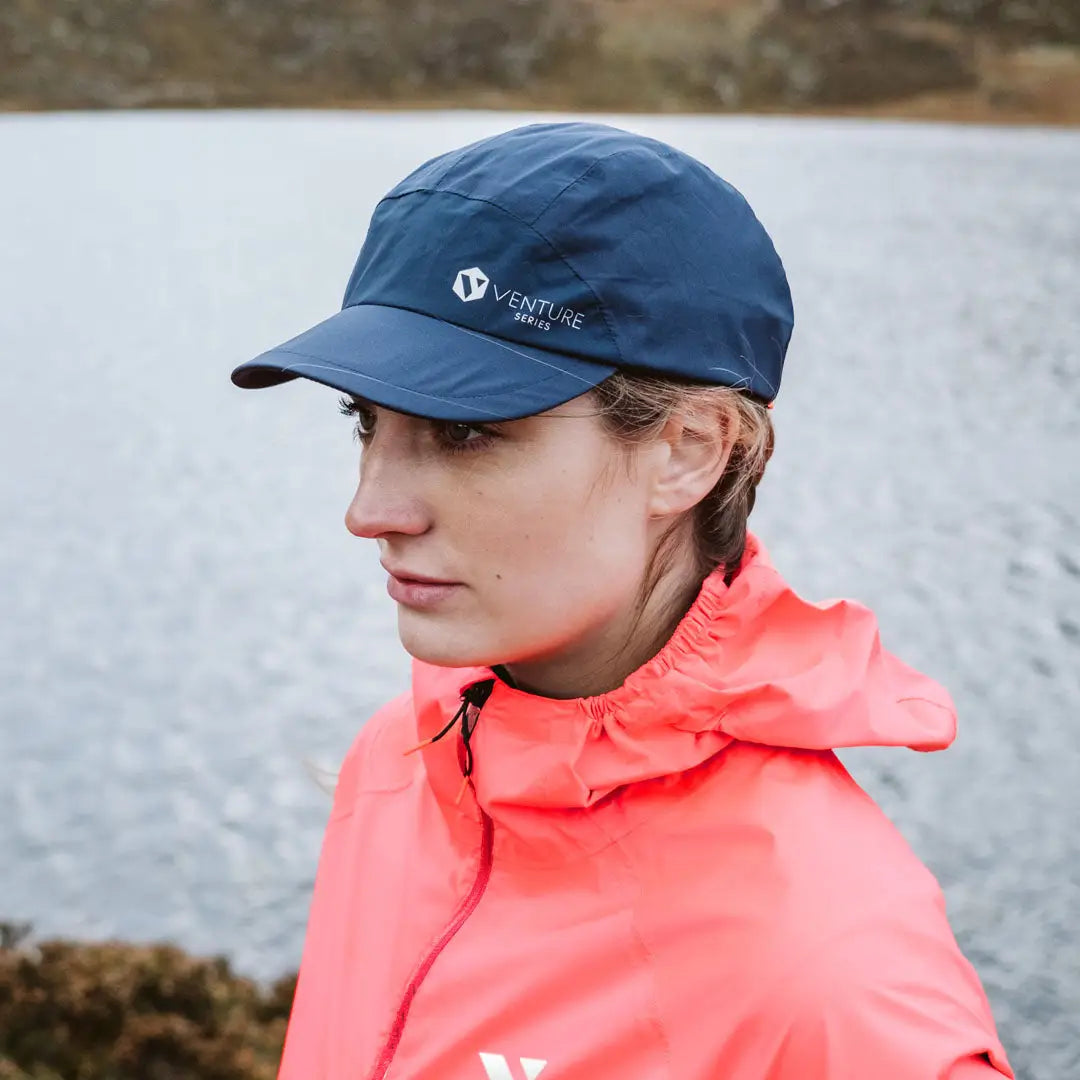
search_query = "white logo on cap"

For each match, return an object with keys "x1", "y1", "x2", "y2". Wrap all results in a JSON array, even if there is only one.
[
  {"x1": 450, "y1": 263, "x2": 586, "y2": 333},
  {"x1": 452, "y1": 266, "x2": 490, "y2": 302}
]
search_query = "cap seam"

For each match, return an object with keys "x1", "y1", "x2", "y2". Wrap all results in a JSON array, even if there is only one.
[
  {"x1": 450, "y1": 324, "x2": 614, "y2": 388},
  {"x1": 338, "y1": 298, "x2": 615, "y2": 384},
  {"x1": 525, "y1": 145, "x2": 657, "y2": 225},
  {"x1": 271, "y1": 351, "x2": 586, "y2": 404},
  {"x1": 378, "y1": 187, "x2": 626, "y2": 367}
]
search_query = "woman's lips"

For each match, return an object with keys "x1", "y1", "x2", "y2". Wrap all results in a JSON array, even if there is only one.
[{"x1": 385, "y1": 573, "x2": 463, "y2": 609}]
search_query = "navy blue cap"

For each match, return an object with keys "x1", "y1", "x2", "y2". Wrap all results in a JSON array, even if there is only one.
[{"x1": 231, "y1": 121, "x2": 794, "y2": 421}]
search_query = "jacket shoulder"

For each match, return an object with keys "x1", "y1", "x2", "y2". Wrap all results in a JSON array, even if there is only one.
[
  {"x1": 761, "y1": 898, "x2": 1014, "y2": 1078},
  {"x1": 623, "y1": 744, "x2": 1012, "y2": 1078}
]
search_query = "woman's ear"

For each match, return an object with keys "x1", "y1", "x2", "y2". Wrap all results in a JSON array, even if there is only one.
[{"x1": 646, "y1": 410, "x2": 735, "y2": 520}]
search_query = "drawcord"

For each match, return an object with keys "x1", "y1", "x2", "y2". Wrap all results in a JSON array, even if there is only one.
[{"x1": 402, "y1": 679, "x2": 495, "y2": 805}]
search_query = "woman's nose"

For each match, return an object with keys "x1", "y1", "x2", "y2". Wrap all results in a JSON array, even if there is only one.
[{"x1": 344, "y1": 453, "x2": 429, "y2": 539}]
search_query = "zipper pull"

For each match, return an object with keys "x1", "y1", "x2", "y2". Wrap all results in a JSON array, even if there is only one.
[{"x1": 454, "y1": 773, "x2": 471, "y2": 806}]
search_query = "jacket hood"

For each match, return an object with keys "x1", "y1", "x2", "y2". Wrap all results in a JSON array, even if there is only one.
[{"x1": 410, "y1": 530, "x2": 956, "y2": 816}]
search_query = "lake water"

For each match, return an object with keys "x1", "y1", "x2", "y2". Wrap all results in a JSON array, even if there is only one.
[{"x1": 1, "y1": 110, "x2": 1077, "y2": 1078}]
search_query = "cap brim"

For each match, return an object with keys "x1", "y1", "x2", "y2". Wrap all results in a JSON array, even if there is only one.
[{"x1": 231, "y1": 303, "x2": 617, "y2": 422}]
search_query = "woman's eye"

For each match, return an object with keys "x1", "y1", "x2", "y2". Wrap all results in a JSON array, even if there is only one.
[
  {"x1": 443, "y1": 423, "x2": 481, "y2": 444},
  {"x1": 338, "y1": 396, "x2": 494, "y2": 452},
  {"x1": 337, "y1": 396, "x2": 376, "y2": 442}
]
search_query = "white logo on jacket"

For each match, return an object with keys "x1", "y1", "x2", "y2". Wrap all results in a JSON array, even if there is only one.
[{"x1": 478, "y1": 1051, "x2": 547, "y2": 1079}]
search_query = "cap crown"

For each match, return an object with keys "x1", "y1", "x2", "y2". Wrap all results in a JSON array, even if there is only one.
[{"x1": 343, "y1": 122, "x2": 793, "y2": 401}]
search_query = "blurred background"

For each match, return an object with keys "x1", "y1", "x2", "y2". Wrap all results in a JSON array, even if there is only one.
[
  {"x1": 3, "y1": 0, "x2": 1080, "y2": 121},
  {"x1": 1, "y1": 3, "x2": 1078, "y2": 1080}
]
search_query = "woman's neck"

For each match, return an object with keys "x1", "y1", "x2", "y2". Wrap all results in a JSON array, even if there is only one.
[{"x1": 499, "y1": 555, "x2": 706, "y2": 700}]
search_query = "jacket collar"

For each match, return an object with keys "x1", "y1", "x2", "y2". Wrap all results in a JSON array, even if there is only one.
[{"x1": 410, "y1": 530, "x2": 956, "y2": 825}]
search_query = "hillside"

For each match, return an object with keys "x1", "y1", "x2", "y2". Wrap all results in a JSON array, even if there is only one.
[{"x1": 1, "y1": 0, "x2": 1078, "y2": 124}]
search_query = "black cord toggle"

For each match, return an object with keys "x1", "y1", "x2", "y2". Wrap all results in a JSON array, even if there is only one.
[{"x1": 401, "y1": 678, "x2": 495, "y2": 804}]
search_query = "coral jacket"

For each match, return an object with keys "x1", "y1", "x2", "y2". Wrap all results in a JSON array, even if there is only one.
[{"x1": 278, "y1": 531, "x2": 1013, "y2": 1079}]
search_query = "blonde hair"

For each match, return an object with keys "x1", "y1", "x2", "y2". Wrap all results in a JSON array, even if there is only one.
[{"x1": 587, "y1": 370, "x2": 775, "y2": 606}]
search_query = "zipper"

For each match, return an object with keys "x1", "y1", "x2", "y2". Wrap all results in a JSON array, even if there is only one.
[
  {"x1": 367, "y1": 683, "x2": 496, "y2": 1080},
  {"x1": 368, "y1": 804, "x2": 495, "y2": 1079}
]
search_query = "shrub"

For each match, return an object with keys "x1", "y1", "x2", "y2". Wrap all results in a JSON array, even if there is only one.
[{"x1": 0, "y1": 923, "x2": 294, "y2": 1080}]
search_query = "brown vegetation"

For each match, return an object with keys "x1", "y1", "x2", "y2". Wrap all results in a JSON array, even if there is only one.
[
  {"x1": 0, "y1": 922, "x2": 294, "y2": 1080},
  {"x1": 1, "y1": 0, "x2": 1078, "y2": 123}
]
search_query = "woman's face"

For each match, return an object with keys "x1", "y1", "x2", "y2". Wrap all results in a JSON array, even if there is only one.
[{"x1": 342, "y1": 392, "x2": 670, "y2": 688}]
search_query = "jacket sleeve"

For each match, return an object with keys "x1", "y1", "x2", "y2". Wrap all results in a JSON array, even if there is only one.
[
  {"x1": 763, "y1": 907, "x2": 1015, "y2": 1080},
  {"x1": 277, "y1": 694, "x2": 412, "y2": 1078}
]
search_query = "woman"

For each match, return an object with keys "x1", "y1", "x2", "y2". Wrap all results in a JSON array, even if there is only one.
[{"x1": 232, "y1": 121, "x2": 1013, "y2": 1079}]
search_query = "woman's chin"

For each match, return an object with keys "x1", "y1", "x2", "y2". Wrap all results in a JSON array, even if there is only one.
[{"x1": 396, "y1": 613, "x2": 496, "y2": 669}]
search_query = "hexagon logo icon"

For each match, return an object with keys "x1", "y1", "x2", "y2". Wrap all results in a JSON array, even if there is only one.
[{"x1": 452, "y1": 266, "x2": 490, "y2": 303}]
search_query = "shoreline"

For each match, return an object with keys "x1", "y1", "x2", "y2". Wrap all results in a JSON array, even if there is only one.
[{"x1": 2, "y1": 97, "x2": 1078, "y2": 130}]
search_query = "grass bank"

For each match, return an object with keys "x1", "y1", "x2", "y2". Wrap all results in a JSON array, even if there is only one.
[{"x1": 1, "y1": 0, "x2": 1078, "y2": 125}]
